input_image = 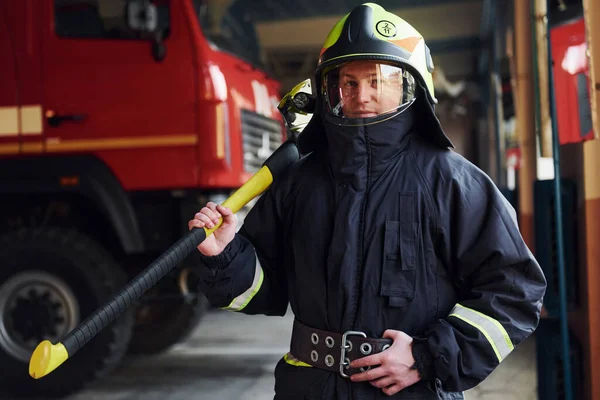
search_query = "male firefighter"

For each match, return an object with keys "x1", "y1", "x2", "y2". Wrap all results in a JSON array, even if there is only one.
[{"x1": 188, "y1": 3, "x2": 547, "y2": 399}]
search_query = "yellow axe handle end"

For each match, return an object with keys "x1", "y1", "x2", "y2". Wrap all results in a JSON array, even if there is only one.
[{"x1": 29, "y1": 340, "x2": 69, "y2": 379}]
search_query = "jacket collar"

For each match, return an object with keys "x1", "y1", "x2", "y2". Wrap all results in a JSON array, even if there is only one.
[{"x1": 321, "y1": 106, "x2": 416, "y2": 190}]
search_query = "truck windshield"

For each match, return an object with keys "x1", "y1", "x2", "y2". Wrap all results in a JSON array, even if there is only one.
[{"x1": 192, "y1": 0, "x2": 264, "y2": 70}]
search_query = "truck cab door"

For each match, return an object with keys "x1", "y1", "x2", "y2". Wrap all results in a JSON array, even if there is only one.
[{"x1": 41, "y1": 0, "x2": 199, "y2": 189}]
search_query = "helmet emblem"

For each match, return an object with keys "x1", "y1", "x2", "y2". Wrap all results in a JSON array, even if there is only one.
[{"x1": 376, "y1": 20, "x2": 396, "y2": 38}]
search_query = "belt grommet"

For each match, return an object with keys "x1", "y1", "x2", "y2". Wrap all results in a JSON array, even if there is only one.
[
  {"x1": 325, "y1": 336, "x2": 335, "y2": 348},
  {"x1": 360, "y1": 343, "x2": 372, "y2": 355},
  {"x1": 345, "y1": 340, "x2": 353, "y2": 352},
  {"x1": 360, "y1": 366, "x2": 371, "y2": 373},
  {"x1": 382, "y1": 344, "x2": 391, "y2": 351},
  {"x1": 325, "y1": 354, "x2": 335, "y2": 367},
  {"x1": 311, "y1": 333, "x2": 319, "y2": 345},
  {"x1": 311, "y1": 350, "x2": 319, "y2": 362}
]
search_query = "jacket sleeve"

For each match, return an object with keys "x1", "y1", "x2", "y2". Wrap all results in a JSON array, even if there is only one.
[
  {"x1": 193, "y1": 183, "x2": 289, "y2": 317},
  {"x1": 415, "y1": 161, "x2": 547, "y2": 392}
]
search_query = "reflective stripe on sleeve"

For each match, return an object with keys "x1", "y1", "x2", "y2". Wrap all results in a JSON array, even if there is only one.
[
  {"x1": 449, "y1": 303, "x2": 514, "y2": 362},
  {"x1": 221, "y1": 263, "x2": 264, "y2": 312}
]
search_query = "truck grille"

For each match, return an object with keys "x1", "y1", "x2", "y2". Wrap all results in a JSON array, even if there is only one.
[{"x1": 241, "y1": 109, "x2": 283, "y2": 173}]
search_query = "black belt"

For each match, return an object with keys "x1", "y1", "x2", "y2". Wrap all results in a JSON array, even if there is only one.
[{"x1": 290, "y1": 319, "x2": 393, "y2": 377}]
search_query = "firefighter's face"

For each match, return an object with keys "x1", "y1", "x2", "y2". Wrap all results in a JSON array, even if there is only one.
[{"x1": 337, "y1": 61, "x2": 404, "y2": 118}]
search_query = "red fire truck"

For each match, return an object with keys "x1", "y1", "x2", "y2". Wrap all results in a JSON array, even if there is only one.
[{"x1": 0, "y1": 0, "x2": 285, "y2": 397}]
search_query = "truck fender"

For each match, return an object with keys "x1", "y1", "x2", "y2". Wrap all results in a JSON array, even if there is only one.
[{"x1": 0, "y1": 155, "x2": 144, "y2": 254}]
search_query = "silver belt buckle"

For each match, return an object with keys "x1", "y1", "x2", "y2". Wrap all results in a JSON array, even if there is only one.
[{"x1": 339, "y1": 330, "x2": 366, "y2": 378}]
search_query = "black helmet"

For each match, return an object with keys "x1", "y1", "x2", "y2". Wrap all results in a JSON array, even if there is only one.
[{"x1": 296, "y1": 3, "x2": 454, "y2": 150}]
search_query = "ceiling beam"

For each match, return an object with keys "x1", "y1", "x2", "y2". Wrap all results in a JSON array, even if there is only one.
[
  {"x1": 242, "y1": 0, "x2": 483, "y2": 22},
  {"x1": 255, "y1": 0, "x2": 484, "y2": 50},
  {"x1": 429, "y1": 36, "x2": 481, "y2": 53}
]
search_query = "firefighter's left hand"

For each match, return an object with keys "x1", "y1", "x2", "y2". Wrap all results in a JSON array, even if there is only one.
[{"x1": 349, "y1": 330, "x2": 420, "y2": 396}]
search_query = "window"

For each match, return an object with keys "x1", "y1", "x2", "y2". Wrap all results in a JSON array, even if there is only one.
[
  {"x1": 192, "y1": 0, "x2": 264, "y2": 70},
  {"x1": 54, "y1": 0, "x2": 170, "y2": 40}
]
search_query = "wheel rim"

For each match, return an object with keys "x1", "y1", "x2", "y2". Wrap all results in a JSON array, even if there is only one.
[{"x1": 0, "y1": 271, "x2": 79, "y2": 362}]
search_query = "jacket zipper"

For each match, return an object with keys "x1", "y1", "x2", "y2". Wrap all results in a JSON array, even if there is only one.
[{"x1": 349, "y1": 128, "x2": 372, "y2": 400}]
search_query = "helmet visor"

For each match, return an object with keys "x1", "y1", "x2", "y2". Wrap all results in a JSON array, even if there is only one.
[{"x1": 323, "y1": 60, "x2": 416, "y2": 122}]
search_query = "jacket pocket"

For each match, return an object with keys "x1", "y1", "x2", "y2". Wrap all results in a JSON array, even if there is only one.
[{"x1": 381, "y1": 219, "x2": 418, "y2": 307}]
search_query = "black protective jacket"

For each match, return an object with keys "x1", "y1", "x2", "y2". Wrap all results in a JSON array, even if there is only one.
[{"x1": 195, "y1": 104, "x2": 547, "y2": 400}]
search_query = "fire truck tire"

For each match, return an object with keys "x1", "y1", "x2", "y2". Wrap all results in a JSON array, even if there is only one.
[
  {"x1": 0, "y1": 228, "x2": 134, "y2": 398},
  {"x1": 128, "y1": 295, "x2": 209, "y2": 355}
]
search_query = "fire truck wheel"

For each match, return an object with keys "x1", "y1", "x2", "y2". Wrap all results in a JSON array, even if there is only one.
[
  {"x1": 128, "y1": 294, "x2": 209, "y2": 355},
  {"x1": 0, "y1": 228, "x2": 134, "y2": 398}
]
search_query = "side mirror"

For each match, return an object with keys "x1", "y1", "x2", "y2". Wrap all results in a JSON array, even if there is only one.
[
  {"x1": 127, "y1": 1, "x2": 158, "y2": 32},
  {"x1": 126, "y1": 1, "x2": 166, "y2": 62}
]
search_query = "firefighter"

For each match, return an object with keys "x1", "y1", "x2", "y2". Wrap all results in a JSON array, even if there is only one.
[{"x1": 188, "y1": 3, "x2": 546, "y2": 399}]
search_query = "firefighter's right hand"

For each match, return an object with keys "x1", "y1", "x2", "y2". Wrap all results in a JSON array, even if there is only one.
[{"x1": 188, "y1": 202, "x2": 237, "y2": 256}]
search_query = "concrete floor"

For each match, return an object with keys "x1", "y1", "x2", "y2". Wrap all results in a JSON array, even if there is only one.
[
  {"x1": 60, "y1": 308, "x2": 539, "y2": 400},
  {"x1": 465, "y1": 334, "x2": 538, "y2": 400}
]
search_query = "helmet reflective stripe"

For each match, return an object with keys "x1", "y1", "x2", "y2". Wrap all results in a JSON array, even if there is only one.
[
  {"x1": 317, "y1": 2, "x2": 437, "y2": 105},
  {"x1": 319, "y1": 14, "x2": 349, "y2": 57}
]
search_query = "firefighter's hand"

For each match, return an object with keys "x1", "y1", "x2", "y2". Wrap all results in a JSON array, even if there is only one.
[
  {"x1": 188, "y1": 202, "x2": 237, "y2": 256},
  {"x1": 349, "y1": 330, "x2": 421, "y2": 396}
]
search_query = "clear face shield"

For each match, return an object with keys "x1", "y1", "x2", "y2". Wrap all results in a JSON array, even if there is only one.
[{"x1": 322, "y1": 60, "x2": 417, "y2": 126}]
